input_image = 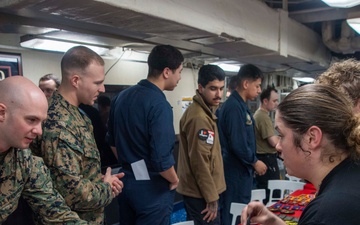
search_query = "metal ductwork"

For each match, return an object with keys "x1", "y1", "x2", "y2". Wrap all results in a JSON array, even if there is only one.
[{"x1": 322, "y1": 20, "x2": 360, "y2": 54}]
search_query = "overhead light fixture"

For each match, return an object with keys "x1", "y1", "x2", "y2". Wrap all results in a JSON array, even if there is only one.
[
  {"x1": 346, "y1": 11, "x2": 360, "y2": 34},
  {"x1": 347, "y1": 18, "x2": 360, "y2": 34},
  {"x1": 293, "y1": 77, "x2": 315, "y2": 83},
  {"x1": 218, "y1": 64, "x2": 241, "y2": 72},
  {"x1": 20, "y1": 35, "x2": 110, "y2": 55},
  {"x1": 321, "y1": 0, "x2": 360, "y2": 8},
  {"x1": 210, "y1": 62, "x2": 241, "y2": 72}
]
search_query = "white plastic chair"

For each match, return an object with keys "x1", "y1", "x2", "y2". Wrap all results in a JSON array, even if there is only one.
[
  {"x1": 230, "y1": 202, "x2": 247, "y2": 225},
  {"x1": 285, "y1": 173, "x2": 302, "y2": 182},
  {"x1": 266, "y1": 180, "x2": 305, "y2": 206},
  {"x1": 172, "y1": 221, "x2": 194, "y2": 225},
  {"x1": 251, "y1": 189, "x2": 266, "y2": 202}
]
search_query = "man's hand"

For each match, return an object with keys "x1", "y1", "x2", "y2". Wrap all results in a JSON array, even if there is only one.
[
  {"x1": 159, "y1": 166, "x2": 178, "y2": 190},
  {"x1": 201, "y1": 200, "x2": 218, "y2": 223},
  {"x1": 169, "y1": 178, "x2": 179, "y2": 190},
  {"x1": 103, "y1": 167, "x2": 125, "y2": 197},
  {"x1": 254, "y1": 160, "x2": 267, "y2": 176}
]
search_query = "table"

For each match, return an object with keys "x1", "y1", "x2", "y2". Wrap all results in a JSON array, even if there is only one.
[
  {"x1": 240, "y1": 183, "x2": 316, "y2": 225},
  {"x1": 269, "y1": 189, "x2": 315, "y2": 224}
]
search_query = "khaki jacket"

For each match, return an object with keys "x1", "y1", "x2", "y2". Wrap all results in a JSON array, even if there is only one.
[{"x1": 177, "y1": 91, "x2": 226, "y2": 203}]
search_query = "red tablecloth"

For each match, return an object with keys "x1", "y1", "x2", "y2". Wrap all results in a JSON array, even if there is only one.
[{"x1": 240, "y1": 183, "x2": 316, "y2": 225}]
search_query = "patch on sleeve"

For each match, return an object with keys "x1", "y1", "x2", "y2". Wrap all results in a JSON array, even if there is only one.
[
  {"x1": 198, "y1": 129, "x2": 209, "y2": 140},
  {"x1": 246, "y1": 113, "x2": 253, "y2": 125},
  {"x1": 206, "y1": 130, "x2": 214, "y2": 144},
  {"x1": 198, "y1": 129, "x2": 214, "y2": 145}
]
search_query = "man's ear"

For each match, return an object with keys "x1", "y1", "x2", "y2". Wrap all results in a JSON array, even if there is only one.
[
  {"x1": 307, "y1": 125, "x2": 322, "y2": 148},
  {"x1": 198, "y1": 83, "x2": 204, "y2": 94},
  {"x1": 70, "y1": 75, "x2": 80, "y2": 88},
  {"x1": 0, "y1": 103, "x2": 7, "y2": 122},
  {"x1": 263, "y1": 98, "x2": 269, "y2": 106},
  {"x1": 242, "y1": 80, "x2": 248, "y2": 90},
  {"x1": 162, "y1": 67, "x2": 170, "y2": 79}
]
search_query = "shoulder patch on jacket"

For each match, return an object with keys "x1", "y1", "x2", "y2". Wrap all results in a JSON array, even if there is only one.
[{"x1": 198, "y1": 129, "x2": 209, "y2": 140}]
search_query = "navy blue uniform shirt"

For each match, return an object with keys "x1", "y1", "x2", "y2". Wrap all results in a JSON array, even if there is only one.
[
  {"x1": 217, "y1": 90, "x2": 257, "y2": 174},
  {"x1": 107, "y1": 79, "x2": 175, "y2": 174}
]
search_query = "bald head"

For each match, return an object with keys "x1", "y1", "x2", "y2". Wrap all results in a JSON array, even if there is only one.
[
  {"x1": 0, "y1": 76, "x2": 48, "y2": 152},
  {"x1": 0, "y1": 76, "x2": 47, "y2": 110}
]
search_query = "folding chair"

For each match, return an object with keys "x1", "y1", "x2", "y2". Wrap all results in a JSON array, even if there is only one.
[
  {"x1": 266, "y1": 180, "x2": 305, "y2": 206},
  {"x1": 230, "y1": 202, "x2": 247, "y2": 225},
  {"x1": 285, "y1": 173, "x2": 303, "y2": 182},
  {"x1": 251, "y1": 189, "x2": 266, "y2": 202}
]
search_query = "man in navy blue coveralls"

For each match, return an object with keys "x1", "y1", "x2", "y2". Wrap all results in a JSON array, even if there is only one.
[
  {"x1": 107, "y1": 45, "x2": 184, "y2": 225},
  {"x1": 217, "y1": 64, "x2": 267, "y2": 225}
]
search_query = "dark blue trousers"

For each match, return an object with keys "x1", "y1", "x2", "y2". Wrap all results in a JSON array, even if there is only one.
[
  {"x1": 183, "y1": 195, "x2": 221, "y2": 225},
  {"x1": 220, "y1": 165, "x2": 252, "y2": 225},
  {"x1": 255, "y1": 153, "x2": 280, "y2": 204},
  {"x1": 118, "y1": 170, "x2": 175, "y2": 225}
]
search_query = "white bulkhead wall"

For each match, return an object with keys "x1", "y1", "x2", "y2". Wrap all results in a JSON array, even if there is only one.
[{"x1": 0, "y1": 46, "x2": 198, "y2": 134}]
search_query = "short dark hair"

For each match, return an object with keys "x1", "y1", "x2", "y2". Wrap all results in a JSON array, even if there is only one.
[
  {"x1": 61, "y1": 46, "x2": 104, "y2": 77},
  {"x1": 260, "y1": 86, "x2": 278, "y2": 102},
  {"x1": 237, "y1": 64, "x2": 264, "y2": 86},
  {"x1": 228, "y1": 75, "x2": 238, "y2": 92},
  {"x1": 198, "y1": 65, "x2": 225, "y2": 87},
  {"x1": 39, "y1": 73, "x2": 61, "y2": 88},
  {"x1": 147, "y1": 45, "x2": 184, "y2": 78}
]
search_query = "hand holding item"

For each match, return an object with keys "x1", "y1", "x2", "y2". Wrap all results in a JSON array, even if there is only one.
[{"x1": 241, "y1": 201, "x2": 286, "y2": 225}]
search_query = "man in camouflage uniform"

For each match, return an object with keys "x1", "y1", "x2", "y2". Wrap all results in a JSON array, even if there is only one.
[
  {"x1": 31, "y1": 46, "x2": 124, "y2": 224},
  {"x1": 0, "y1": 76, "x2": 87, "y2": 224}
]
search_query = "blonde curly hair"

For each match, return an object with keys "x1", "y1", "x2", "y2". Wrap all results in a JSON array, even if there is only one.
[{"x1": 316, "y1": 59, "x2": 360, "y2": 107}]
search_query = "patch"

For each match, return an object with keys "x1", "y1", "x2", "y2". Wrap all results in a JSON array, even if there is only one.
[
  {"x1": 246, "y1": 113, "x2": 253, "y2": 125},
  {"x1": 198, "y1": 129, "x2": 209, "y2": 140},
  {"x1": 206, "y1": 130, "x2": 214, "y2": 145}
]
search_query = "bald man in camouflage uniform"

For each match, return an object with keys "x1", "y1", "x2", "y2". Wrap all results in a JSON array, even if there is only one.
[
  {"x1": 0, "y1": 76, "x2": 87, "y2": 224},
  {"x1": 31, "y1": 46, "x2": 124, "y2": 224}
]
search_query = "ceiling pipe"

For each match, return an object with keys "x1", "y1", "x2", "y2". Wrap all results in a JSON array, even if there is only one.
[{"x1": 322, "y1": 20, "x2": 360, "y2": 54}]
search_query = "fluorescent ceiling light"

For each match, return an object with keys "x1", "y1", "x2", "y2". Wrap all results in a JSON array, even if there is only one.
[
  {"x1": 20, "y1": 36, "x2": 110, "y2": 55},
  {"x1": 321, "y1": 0, "x2": 360, "y2": 8},
  {"x1": 347, "y1": 18, "x2": 360, "y2": 34},
  {"x1": 210, "y1": 63, "x2": 241, "y2": 72},
  {"x1": 293, "y1": 77, "x2": 315, "y2": 83},
  {"x1": 218, "y1": 64, "x2": 241, "y2": 72}
]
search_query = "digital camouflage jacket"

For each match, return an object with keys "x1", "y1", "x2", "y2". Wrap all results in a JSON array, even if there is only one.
[
  {"x1": 31, "y1": 92, "x2": 113, "y2": 224},
  {"x1": 0, "y1": 148, "x2": 87, "y2": 224}
]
